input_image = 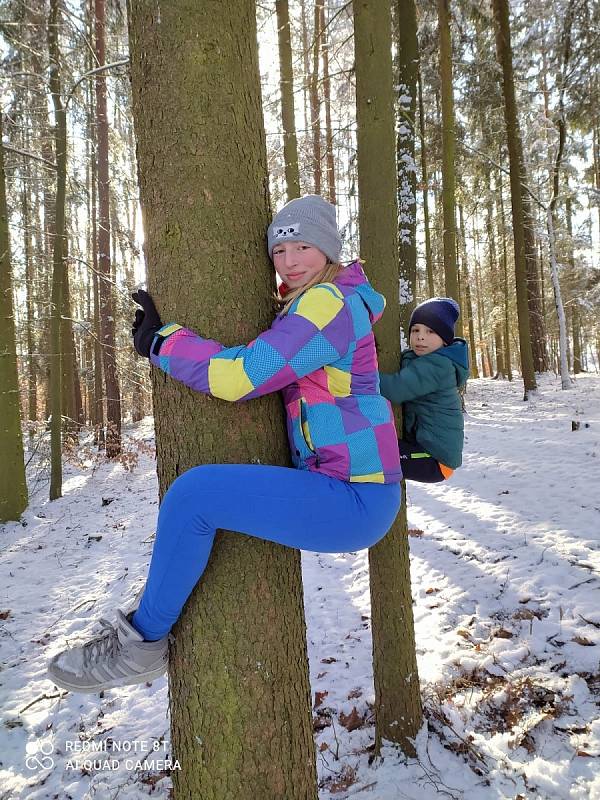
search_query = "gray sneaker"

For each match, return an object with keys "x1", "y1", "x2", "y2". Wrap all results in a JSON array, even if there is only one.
[{"x1": 47, "y1": 609, "x2": 168, "y2": 693}]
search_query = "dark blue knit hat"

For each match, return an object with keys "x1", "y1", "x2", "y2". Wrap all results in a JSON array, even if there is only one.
[{"x1": 409, "y1": 297, "x2": 460, "y2": 345}]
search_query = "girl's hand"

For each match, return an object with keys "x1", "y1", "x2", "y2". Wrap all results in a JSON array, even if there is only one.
[{"x1": 131, "y1": 290, "x2": 163, "y2": 358}]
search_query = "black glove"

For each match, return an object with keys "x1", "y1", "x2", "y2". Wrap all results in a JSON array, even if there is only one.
[{"x1": 131, "y1": 289, "x2": 163, "y2": 358}]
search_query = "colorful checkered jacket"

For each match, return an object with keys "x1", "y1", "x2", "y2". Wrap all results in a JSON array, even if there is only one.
[{"x1": 149, "y1": 261, "x2": 401, "y2": 484}]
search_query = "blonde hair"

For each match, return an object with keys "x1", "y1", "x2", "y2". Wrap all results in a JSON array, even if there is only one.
[{"x1": 277, "y1": 261, "x2": 344, "y2": 316}]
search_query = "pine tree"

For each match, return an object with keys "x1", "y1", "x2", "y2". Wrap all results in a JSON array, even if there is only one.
[
  {"x1": 0, "y1": 111, "x2": 28, "y2": 522},
  {"x1": 276, "y1": 0, "x2": 301, "y2": 199},
  {"x1": 127, "y1": 2, "x2": 317, "y2": 796},
  {"x1": 354, "y1": 0, "x2": 422, "y2": 755},
  {"x1": 491, "y1": 0, "x2": 537, "y2": 397}
]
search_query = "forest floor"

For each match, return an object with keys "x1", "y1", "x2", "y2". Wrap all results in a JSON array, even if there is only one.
[{"x1": 1, "y1": 372, "x2": 599, "y2": 800}]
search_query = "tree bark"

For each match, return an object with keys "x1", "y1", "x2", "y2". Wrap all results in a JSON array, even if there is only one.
[
  {"x1": 310, "y1": 1, "x2": 322, "y2": 194},
  {"x1": 22, "y1": 164, "x2": 38, "y2": 426},
  {"x1": 95, "y1": 0, "x2": 122, "y2": 456},
  {"x1": 320, "y1": 2, "x2": 336, "y2": 204},
  {"x1": 127, "y1": 2, "x2": 318, "y2": 797},
  {"x1": 276, "y1": 0, "x2": 301, "y2": 200},
  {"x1": 498, "y1": 170, "x2": 512, "y2": 379},
  {"x1": 458, "y1": 204, "x2": 478, "y2": 377},
  {"x1": 354, "y1": 0, "x2": 422, "y2": 755},
  {"x1": 48, "y1": 0, "x2": 66, "y2": 499},
  {"x1": 417, "y1": 69, "x2": 434, "y2": 298},
  {"x1": 491, "y1": 0, "x2": 537, "y2": 397},
  {"x1": 437, "y1": 0, "x2": 459, "y2": 301},
  {"x1": 0, "y1": 111, "x2": 28, "y2": 521},
  {"x1": 395, "y1": 0, "x2": 418, "y2": 337}
]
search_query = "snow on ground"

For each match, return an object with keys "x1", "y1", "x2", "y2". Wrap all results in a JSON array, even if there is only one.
[{"x1": 1, "y1": 373, "x2": 599, "y2": 799}]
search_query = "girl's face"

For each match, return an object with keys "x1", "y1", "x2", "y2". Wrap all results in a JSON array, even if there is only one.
[
  {"x1": 409, "y1": 324, "x2": 446, "y2": 356},
  {"x1": 272, "y1": 241, "x2": 328, "y2": 289}
]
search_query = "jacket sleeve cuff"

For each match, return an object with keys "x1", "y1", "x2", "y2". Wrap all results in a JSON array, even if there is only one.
[{"x1": 150, "y1": 323, "x2": 184, "y2": 361}]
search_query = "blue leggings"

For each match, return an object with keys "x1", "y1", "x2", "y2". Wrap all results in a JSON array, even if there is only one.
[{"x1": 132, "y1": 464, "x2": 401, "y2": 640}]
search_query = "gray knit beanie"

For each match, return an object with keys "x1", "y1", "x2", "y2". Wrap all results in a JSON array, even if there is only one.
[{"x1": 267, "y1": 195, "x2": 342, "y2": 264}]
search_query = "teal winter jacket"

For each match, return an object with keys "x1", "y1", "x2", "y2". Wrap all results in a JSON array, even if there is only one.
[{"x1": 379, "y1": 338, "x2": 469, "y2": 468}]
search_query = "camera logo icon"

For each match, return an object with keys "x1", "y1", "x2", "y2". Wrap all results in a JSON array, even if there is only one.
[{"x1": 25, "y1": 740, "x2": 54, "y2": 770}]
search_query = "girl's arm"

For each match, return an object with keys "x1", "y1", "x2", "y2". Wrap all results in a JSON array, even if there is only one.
[
  {"x1": 379, "y1": 357, "x2": 445, "y2": 404},
  {"x1": 150, "y1": 283, "x2": 352, "y2": 401}
]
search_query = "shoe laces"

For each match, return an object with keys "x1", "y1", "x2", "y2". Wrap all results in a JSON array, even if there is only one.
[{"x1": 82, "y1": 618, "x2": 121, "y2": 668}]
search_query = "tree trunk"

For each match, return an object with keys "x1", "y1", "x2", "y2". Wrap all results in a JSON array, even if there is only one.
[
  {"x1": 320, "y1": 3, "x2": 336, "y2": 205},
  {"x1": 498, "y1": 170, "x2": 512, "y2": 379},
  {"x1": 491, "y1": 0, "x2": 536, "y2": 397},
  {"x1": 523, "y1": 193, "x2": 548, "y2": 372},
  {"x1": 486, "y1": 172, "x2": 505, "y2": 377},
  {"x1": 87, "y1": 72, "x2": 105, "y2": 446},
  {"x1": 0, "y1": 111, "x2": 28, "y2": 522},
  {"x1": 310, "y1": 1, "x2": 322, "y2": 194},
  {"x1": 127, "y1": 3, "x2": 317, "y2": 797},
  {"x1": 354, "y1": 0, "x2": 422, "y2": 755},
  {"x1": 276, "y1": 0, "x2": 301, "y2": 200},
  {"x1": 48, "y1": 0, "x2": 66, "y2": 499},
  {"x1": 22, "y1": 169, "x2": 38, "y2": 427},
  {"x1": 95, "y1": 0, "x2": 122, "y2": 456},
  {"x1": 395, "y1": 0, "x2": 418, "y2": 337},
  {"x1": 60, "y1": 242, "x2": 83, "y2": 436},
  {"x1": 437, "y1": 0, "x2": 459, "y2": 301},
  {"x1": 565, "y1": 194, "x2": 582, "y2": 374},
  {"x1": 547, "y1": 0, "x2": 575, "y2": 389},
  {"x1": 417, "y1": 69, "x2": 434, "y2": 298},
  {"x1": 300, "y1": 0, "x2": 311, "y2": 141},
  {"x1": 458, "y1": 204, "x2": 478, "y2": 378}
]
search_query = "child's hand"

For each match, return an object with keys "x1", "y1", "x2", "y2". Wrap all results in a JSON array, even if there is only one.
[{"x1": 132, "y1": 290, "x2": 163, "y2": 357}]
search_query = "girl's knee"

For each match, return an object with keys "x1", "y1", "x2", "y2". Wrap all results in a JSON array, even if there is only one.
[{"x1": 162, "y1": 465, "x2": 212, "y2": 506}]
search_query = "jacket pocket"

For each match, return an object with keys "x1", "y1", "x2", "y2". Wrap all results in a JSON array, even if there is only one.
[{"x1": 299, "y1": 398, "x2": 316, "y2": 454}]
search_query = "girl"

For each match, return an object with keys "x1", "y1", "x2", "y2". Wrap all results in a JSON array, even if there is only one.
[{"x1": 47, "y1": 195, "x2": 402, "y2": 693}]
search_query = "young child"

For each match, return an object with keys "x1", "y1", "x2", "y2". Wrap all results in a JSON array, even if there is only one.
[
  {"x1": 47, "y1": 195, "x2": 402, "y2": 693},
  {"x1": 379, "y1": 297, "x2": 469, "y2": 483}
]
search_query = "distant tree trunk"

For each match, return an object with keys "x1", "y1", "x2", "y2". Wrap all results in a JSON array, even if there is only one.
[
  {"x1": 95, "y1": 0, "x2": 122, "y2": 456},
  {"x1": 417, "y1": 68, "x2": 434, "y2": 297},
  {"x1": 320, "y1": 3, "x2": 336, "y2": 204},
  {"x1": 60, "y1": 239, "x2": 83, "y2": 432},
  {"x1": 523, "y1": 193, "x2": 548, "y2": 372},
  {"x1": 395, "y1": 0, "x2": 418, "y2": 336},
  {"x1": 300, "y1": 0, "x2": 311, "y2": 138},
  {"x1": 565, "y1": 195, "x2": 582, "y2": 373},
  {"x1": 492, "y1": 0, "x2": 537, "y2": 398},
  {"x1": 458, "y1": 204, "x2": 478, "y2": 377},
  {"x1": 310, "y1": 0, "x2": 322, "y2": 193},
  {"x1": 0, "y1": 111, "x2": 28, "y2": 522},
  {"x1": 48, "y1": 0, "x2": 66, "y2": 499},
  {"x1": 486, "y1": 173, "x2": 505, "y2": 377},
  {"x1": 87, "y1": 70, "x2": 105, "y2": 445},
  {"x1": 354, "y1": 0, "x2": 422, "y2": 756},
  {"x1": 22, "y1": 172, "x2": 37, "y2": 426},
  {"x1": 593, "y1": 114, "x2": 600, "y2": 235},
  {"x1": 544, "y1": 0, "x2": 575, "y2": 389},
  {"x1": 498, "y1": 171, "x2": 512, "y2": 380},
  {"x1": 465, "y1": 275, "x2": 478, "y2": 377},
  {"x1": 128, "y1": 2, "x2": 318, "y2": 797},
  {"x1": 437, "y1": 0, "x2": 459, "y2": 301},
  {"x1": 276, "y1": 0, "x2": 301, "y2": 200}
]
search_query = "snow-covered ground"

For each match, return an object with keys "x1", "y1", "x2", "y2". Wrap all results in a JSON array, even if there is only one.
[{"x1": 1, "y1": 373, "x2": 599, "y2": 799}]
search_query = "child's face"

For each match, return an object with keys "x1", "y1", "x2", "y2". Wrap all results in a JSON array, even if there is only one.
[
  {"x1": 409, "y1": 324, "x2": 446, "y2": 356},
  {"x1": 272, "y1": 241, "x2": 328, "y2": 289}
]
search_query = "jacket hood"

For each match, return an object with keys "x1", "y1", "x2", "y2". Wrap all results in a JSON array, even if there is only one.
[
  {"x1": 437, "y1": 337, "x2": 469, "y2": 370},
  {"x1": 335, "y1": 261, "x2": 386, "y2": 323},
  {"x1": 403, "y1": 336, "x2": 469, "y2": 384}
]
